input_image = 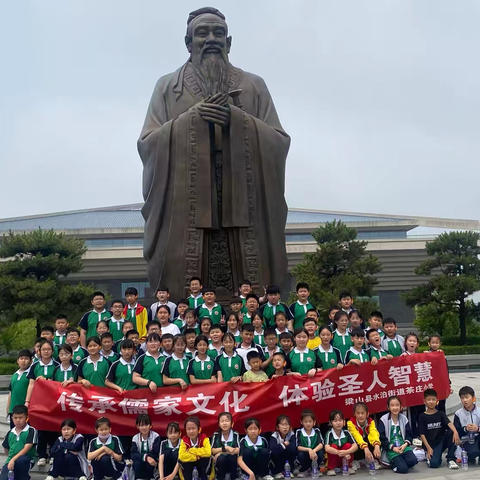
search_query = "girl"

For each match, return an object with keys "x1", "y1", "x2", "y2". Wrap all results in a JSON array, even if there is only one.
[
  {"x1": 133, "y1": 333, "x2": 165, "y2": 392},
  {"x1": 162, "y1": 335, "x2": 190, "y2": 390},
  {"x1": 178, "y1": 416, "x2": 212, "y2": 480},
  {"x1": 187, "y1": 335, "x2": 217, "y2": 384},
  {"x1": 76, "y1": 336, "x2": 110, "y2": 388},
  {"x1": 402, "y1": 332, "x2": 419, "y2": 356},
  {"x1": 324, "y1": 410, "x2": 357, "y2": 475},
  {"x1": 226, "y1": 312, "x2": 242, "y2": 344},
  {"x1": 159, "y1": 422, "x2": 181, "y2": 480},
  {"x1": 269, "y1": 415, "x2": 297, "y2": 478},
  {"x1": 274, "y1": 312, "x2": 289, "y2": 336},
  {"x1": 200, "y1": 317, "x2": 213, "y2": 338},
  {"x1": 332, "y1": 311, "x2": 352, "y2": 364},
  {"x1": 377, "y1": 396, "x2": 418, "y2": 474},
  {"x1": 26, "y1": 339, "x2": 59, "y2": 467},
  {"x1": 296, "y1": 409, "x2": 324, "y2": 477},
  {"x1": 157, "y1": 305, "x2": 181, "y2": 336},
  {"x1": 216, "y1": 333, "x2": 245, "y2": 383},
  {"x1": 348, "y1": 311, "x2": 363, "y2": 332},
  {"x1": 113, "y1": 320, "x2": 135, "y2": 352},
  {"x1": 47, "y1": 419, "x2": 89, "y2": 480},
  {"x1": 211, "y1": 412, "x2": 240, "y2": 480},
  {"x1": 96, "y1": 320, "x2": 109, "y2": 337},
  {"x1": 287, "y1": 328, "x2": 322, "y2": 377},
  {"x1": 131, "y1": 413, "x2": 161, "y2": 480},
  {"x1": 53, "y1": 344, "x2": 77, "y2": 386},
  {"x1": 315, "y1": 325, "x2": 344, "y2": 371},
  {"x1": 182, "y1": 308, "x2": 200, "y2": 335},
  {"x1": 252, "y1": 311, "x2": 266, "y2": 347},
  {"x1": 238, "y1": 418, "x2": 271, "y2": 480},
  {"x1": 105, "y1": 339, "x2": 137, "y2": 393}
]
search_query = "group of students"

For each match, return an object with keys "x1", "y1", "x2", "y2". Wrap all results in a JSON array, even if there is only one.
[{"x1": 3, "y1": 279, "x2": 474, "y2": 479}]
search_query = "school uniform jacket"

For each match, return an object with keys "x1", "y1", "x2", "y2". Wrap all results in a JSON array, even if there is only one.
[
  {"x1": 454, "y1": 405, "x2": 480, "y2": 442},
  {"x1": 269, "y1": 431, "x2": 297, "y2": 457},
  {"x1": 377, "y1": 413, "x2": 412, "y2": 465},
  {"x1": 50, "y1": 433, "x2": 89, "y2": 476},
  {"x1": 347, "y1": 418, "x2": 381, "y2": 450},
  {"x1": 131, "y1": 431, "x2": 161, "y2": 462},
  {"x1": 178, "y1": 434, "x2": 212, "y2": 462}
]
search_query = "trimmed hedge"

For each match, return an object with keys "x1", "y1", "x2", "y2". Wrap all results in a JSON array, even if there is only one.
[
  {"x1": 418, "y1": 345, "x2": 480, "y2": 355},
  {"x1": 0, "y1": 363, "x2": 18, "y2": 375},
  {"x1": 441, "y1": 336, "x2": 480, "y2": 346}
]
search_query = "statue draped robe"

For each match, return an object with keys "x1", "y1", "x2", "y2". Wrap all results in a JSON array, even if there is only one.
[{"x1": 138, "y1": 61, "x2": 290, "y2": 299}]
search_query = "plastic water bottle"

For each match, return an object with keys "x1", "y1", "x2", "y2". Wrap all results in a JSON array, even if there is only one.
[
  {"x1": 468, "y1": 431, "x2": 475, "y2": 444},
  {"x1": 7, "y1": 471, "x2": 14, "y2": 480},
  {"x1": 369, "y1": 461, "x2": 376, "y2": 476},
  {"x1": 342, "y1": 456, "x2": 349, "y2": 475},
  {"x1": 394, "y1": 438, "x2": 401, "y2": 448},
  {"x1": 311, "y1": 459, "x2": 319, "y2": 479},
  {"x1": 193, "y1": 467, "x2": 199, "y2": 480},
  {"x1": 284, "y1": 460, "x2": 291, "y2": 479},
  {"x1": 461, "y1": 448, "x2": 468, "y2": 470}
]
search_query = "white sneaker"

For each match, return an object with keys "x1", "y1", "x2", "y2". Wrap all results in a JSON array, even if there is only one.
[
  {"x1": 37, "y1": 458, "x2": 47, "y2": 467},
  {"x1": 373, "y1": 460, "x2": 382, "y2": 470},
  {"x1": 412, "y1": 437, "x2": 423, "y2": 447},
  {"x1": 448, "y1": 460, "x2": 459, "y2": 469},
  {"x1": 351, "y1": 460, "x2": 360, "y2": 471},
  {"x1": 296, "y1": 471, "x2": 309, "y2": 478},
  {"x1": 326, "y1": 471, "x2": 336, "y2": 476},
  {"x1": 262, "y1": 476, "x2": 274, "y2": 480},
  {"x1": 274, "y1": 474, "x2": 284, "y2": 480},
  {"x1": 49, "y1": 457, "x2": 54, "y2": 465},
  {"x1": 44, "y1": 476, "x2": 56, "y2": 480},
  {"x1": 348, "y1": 469, "x2": 356, "y2": 475}
]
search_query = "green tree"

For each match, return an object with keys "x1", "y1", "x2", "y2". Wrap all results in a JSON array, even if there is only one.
[
  {"x1": 0, "y1": 229, "x2": 96, "y2": 334},
  {"x1": 290, "y1": 221, "x2": 382, "y2": 320},
  {"x1": 402, "y1": 231, "x2": 480, "y2": 344}
]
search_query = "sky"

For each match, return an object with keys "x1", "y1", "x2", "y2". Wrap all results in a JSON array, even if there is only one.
[{"x1": 1, "y1": 0, "x2": 479, "y2": 221}]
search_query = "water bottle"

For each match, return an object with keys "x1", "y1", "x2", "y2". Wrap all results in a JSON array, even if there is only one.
[
  {"x1": 284, "y1": 460, "x2": 291, "y2": 479},
  {"x1": 468, "y1": 431, "x2": 475, "y2": 444},
  {"x1": 369, "y1": 461, "x2": 376, "y2": 476},
  {"x1": 193, "y1": 467, "x2": 199, "y2": 480},
  {"x1": 342, "y1": 456, "x2": 349, "y2": 475},
  {"x1": 461, "y1": 448, "x2": 468, "y2": 470},
  {"x1": 7, "y1": 471, "x2": 14, "y2": 480},
  {"x1": 311, "y1": 459, "x2": 319, "y2": 479},
  {"x1": 394, "y1": 438, "x2": 401, "y2": 448}
]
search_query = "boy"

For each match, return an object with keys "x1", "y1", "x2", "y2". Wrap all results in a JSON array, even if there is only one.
[
  {"x1": 195, "y1": 288, "x2": 226, "y2": 325},
  {"x1": 40, "y1": 326, "x2": 59, "y2": 360},
  {"x1": 259, "y1": 285, "x2": 293, "y2": 329},
  {"x1": 113, "y1": 321, "x2": 135, "y2": 353},
  {"x1": 419, "y1": 389, "x2": 459, "y2": 469},
  {"x1": 296, "y1": 409, "x2": 324, "y2": 477},
  {"x1": 327, "y1": 306, "x2": 340, "y2": 330},
  {"x1": 6, "y1": 350, "x2": 32, "y2": 428},
  {"x1": 274, "y1": 311, "x2": 290, "y2": 336},
  {"x1": 123, "y1": 287, "x2": 148, "y2": 338},
  {"x1": 454, "y1": 386, "x2": 480, "y2": 464},
  {"x1": 427, "y1": 334, "x2": 453, "y2": 412},
  {"x1": 366, "y1": 330, "x2": 392, "y2": 364},
  {"x1": 230, "y1": 297, "x2": 244, "y2": 315},
  {"x1": 339, "y1": 291, "x2": 356, "y2": 314},
  {"x1": 261, "y1": 329, "x2": 281, "y2": 377},
  {"x1": 150, "y1": 286, "x2": 177, "y2": 321},
  {"x1": 126, "y1": 329, "x2": 141, "y2": 355},
  {"x1": 1, "y1": 405, "x2": 37, "y2": 480},
  {"x1": 237, "y1": 324, "x2": 264, "y2": 370},
  {"x1": 270, "y1": 351, "x2": 288, "y2": 378},
  {"x1": 279, "y1": 332, "x2": 294, "y2": 356},
  {"x1": 161, "y1": 334, "x2": 174, "y2": 357},
  {"x1": 188, "y1": 276, "x2": 204, "y2": 309},
  {"x1": 173, "y1": 298, "x2": 189, "y2": 330},
  {"x1": 243, "y1": 293, "x2": 260, "y2": 324},
  {"x1": 65, "y1": 328, "x2": 88, "y2": 365},
  {"x1": 181, "y1": 308, "x2": 200, "y2": 335},
  {"x1": 344, "y1": 328, "x2": 370, "y2": 365},
  {"x1": 366, "y1": 311, "x2": 385, "y2": 339},
  {"x1": 79, "y1": 291, "x2": 112, "y2": 347},
  {"x1": 88, "y1": 417, "x2": 124, "y2": 479},
  {"x1": 207, "y1": 325, "x2": 224, "y2": 360},
  {"x1": 304, "y1": 317, "x2": 320, "y2": 350},
  {"x1": 380, "y1": 318, "x2": 405, "y2": 357},
  {"x1": 105, "y1": 339, "x2": 137, "y2": 392},
  {"x1": 109, "y1": 299, "x2": 125, "y2": 342},
  {"x1": 184, "y1": 328, "x2": 198, "y2": 360},
  {"x1": 239, "y1": 279, "x2": 253, "y2": 302},
  {"x1": 53, "y1": 315, "x2": 69, "y2": 346},
  {"x1": 100, "y1": 332, "x2": 120, "y2": 362},
  {"x1": 242, "y1": 351, "x2": 268, "y2": 383},
  {"x1": 289, "y1": 282, "x2": 316, "y2": 330}
]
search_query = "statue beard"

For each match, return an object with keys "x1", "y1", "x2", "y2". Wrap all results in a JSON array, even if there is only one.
[{"x1": 191, "y1": 47, "x2": 230, "y2": 98}]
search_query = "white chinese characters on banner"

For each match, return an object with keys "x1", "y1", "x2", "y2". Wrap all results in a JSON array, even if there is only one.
[
  {"x1": 414, "y1": 362, "x2": 433, "y2": 383},
  {"x1": 219, "y1": 391, "x2": 250, "y2": 413},
  {"x1": 311, "y1": 379, "x2": 336, "y2": 402},
  {"x1": 57, "y1": 391, "x2": 84, "y2": 413},
  {"x1": 153, "y1": 396, "x2": 182, "y2": 416},
  {"x1": 187, "y1": 393, "x2": 216, "y2": 415},
  {"x1": 279, "y1": 384, "x2": 309, "y2": 407},
  {"x1": 337, "y1": 375, "x2": 364, "y2": 397}
]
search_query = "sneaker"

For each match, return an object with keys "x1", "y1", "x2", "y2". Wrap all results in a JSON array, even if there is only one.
[
  {"x1": 79, "y1": 477, "x2": 88, "y2": 480},
  {"x1": 448, "y1": 460, "x2": 459, "y2": 469},
  {"x1": 49, "y1": 457, "x2": 54, "y2": 465},
  {"x1": 296, "y1": 471, "x2": 309, "y2": 478},
  {"x1": 348, "y1": 469, "x2": 356, "y2": 475},
  {"x1": 412, "y1": 438, "x2": 423, "y2": 447},
  {"x1": 45, "y1": 476, "x2": 56, "y2": 480},
  {"x1": 262, "y1": 476, "x2": 275, "y2": 480},
  {"x1": 37, "y1": 458, "x2": 47, "y2": 467},
  {"x1": 326, "y1": 470, "x2": 336, "y2": 476},
  {"x1": 373, "y1": 460, "x2": 382, "y2": 470},
  {"x1": 274, "y1": 474, "x2": 284, "y2": 479},
  {"x1": 351, "y1": 460, "x2": 360, "y2": 471}
]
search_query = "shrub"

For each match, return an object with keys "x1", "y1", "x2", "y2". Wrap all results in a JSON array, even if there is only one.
[{"x1": 0, "y1": 363, "x2": 19, "y2": 375}]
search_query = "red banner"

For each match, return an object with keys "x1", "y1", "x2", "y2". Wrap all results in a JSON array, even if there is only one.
[{"x1": 29, "y1": 352, "x2": 448, "y2": 436}]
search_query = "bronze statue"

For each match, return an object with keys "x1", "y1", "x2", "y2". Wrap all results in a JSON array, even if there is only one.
[{"x1": 138, "y1": 7, "x2": 290, "y2": 299}]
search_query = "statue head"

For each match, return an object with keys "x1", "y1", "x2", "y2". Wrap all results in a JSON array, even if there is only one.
[{"x1": 185, "y1": 7, "x2": 232, "y2": 97}]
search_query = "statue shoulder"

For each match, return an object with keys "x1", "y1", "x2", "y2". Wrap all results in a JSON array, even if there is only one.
[
  {"x1": 238, "y1": 69, "x2": 271, "y2": 94},
  {"x1": 152, "y1": 64, "x2": 186, "y2": 94}
]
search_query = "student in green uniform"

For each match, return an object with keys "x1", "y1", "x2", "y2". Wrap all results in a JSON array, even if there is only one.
[
  {"x1": 366, "y1": 311, "x2": 385, "y2": 341},
  {"x1": 261, "y1": 329, "x2": 281, "y2": 378},
  {"x1": 25, "y1": 338, "x2": 58, "y2": 467},
  {"x1": 53, "y1": 314, "x2": 69, "y2": 346},
  {"x1": 207, "y1": 325, "x2": 224, "y2": 360},
  {"x1": 211, "y1": 412, "x2": 240, "y2": 480},
  {"x1": 131, "y1": 414, "x2": 161, "y2": 480},
  {"x1": 259, "y1": 285, "x2": 293, "y2": 329},
  {"x1": 296, "y1": 409, "x2": 324, "y2": 477},
  {"x1": 243, "y1": 293, "x2": 260, "y2": 325},
  {"x1": 79, "y1": 290, "x2": 112, "y2": 348},
  {"x1": 65, "y1": 328, "x2": 88, "y2": 365},
  {"x1": 105, "y1": 339, "x2": 137, "y2": 393},
  {"x1": 173, "y1": 299, "x2": 189, "y2": 330},
  {"x1": 287, "y1": 328, "x2": 322, "y2": 377},
  {"x1": 344, "y1": 327, "x2": 370, "y2": 365},
  {"x1": 238, "y1": 418, "x2": 271, "y2": 480},
  {"x1": 161, "y1": 333, "x2": 175, "y2": 357},
  {"x1": 195, "y1": 288, "x2": 227, "y2": 325},
  {"x1": 184, "y1": 328, "x2": 197, "y2": 360},
  {"x1": 199, "y1": 317, "x2": 212, "y2": 340},
  {"x1": 113, "y1": 321, "x2": 135, "y2": 353},
  {"x1": 40, "y1": 326, "x2": 59, "y2": 360},
  {"x1": 163, "y1": 335, "x2": 190, "y2": 390},
  {"x1": 366, "y1": 329, "x2": 392, "y2": 364},
  {"x1": 229, "y1": 297, "x2": 244, "y2": 318},
  {"x1": 187, "y1": 335, "x2": 217, "y2": 384},
  {"x1": 96, "y1": 320, "x2": 109, "y2": 337},
  {"x1": 53, "y1": 344, "x2": 77, "y2": 386},
  {"x1": 1, "y1": 405, "x2": 37, "y2": 480},
  {"x1": 76, "y1": 336, "x2": 111, "y2": 388},
  {"x1": 226, "y1": 312, "x2": 242, "y2": 344},
  {"x1": 159, "y1": 422, "x2": 181, "y2": 480},
  {"x1": 133, "y1": 333, "x2": 164, "y2": 392},
  {"x1": 188, "y1": 276, "x2": 204, "y2": 309},
  {"x1": 239, "y1": 279, "x2": 253, "y2": 307},
  {"x1": 348, "y1": 310, "x2": 363, "y2": 332},
  {"x1": 278, "y1": 332, "x2": 294, "y2": 357},
  {"x1": 181, "y1": 309, "x2": 200, "y2": 335},
  {"x1": 216, "y1": 332, "x2": 245, "y2": 383},
  {"x1": 6, "y1": 350, "x2": 32, "y2": 429},
  {"x1": 332, "y1": 310, "x2": 353, "y2": 363},
  {"x1": 381, "y1": 318, "x2": 405, "y2": 357},
  {"x1": 100, "y1": 332, "x2": 120, "y2": 362},
  {"x1": 314, "y1": 325, "x2": 344, "y2": 371},
  {"x1": 274, "y1": 311, "x2": 290, "y2": 337},
  {"x1": 252, "y1": 312, "x2": 265, "y2": 347},
  {"x1": 289, "y1": 282, "x2": 316, "y2": 331},
  {"x1": 109, "y1": 299, "x2": 125, "y2": 342},
  {"x1": 138, "y1": 321, "x2": 162, "y2": 356}
]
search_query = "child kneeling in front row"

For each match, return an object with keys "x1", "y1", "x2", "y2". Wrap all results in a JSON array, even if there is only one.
[
  {"x1": 178, "y1": 416, "x2": 212, "y2": 480},
  {"x1": 87, "y1": 416, "x2": 125, "y2": 480},
  {"x1": 131, "y1": 413, "x2": 161, "y2": 480},
  {"x1": 324, "y1": 410, "x2": 357, "y2": 475},
  {"x1": 296, "y1": 409, "x2": 324, "y2": 477},
  {"x1": 378, "y1": 396, "x2": 417, "y2": 474}
]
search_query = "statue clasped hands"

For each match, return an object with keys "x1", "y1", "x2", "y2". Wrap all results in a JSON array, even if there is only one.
[{"x1": 198, "y1": 92, "x2": 231, "y2": 127}]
